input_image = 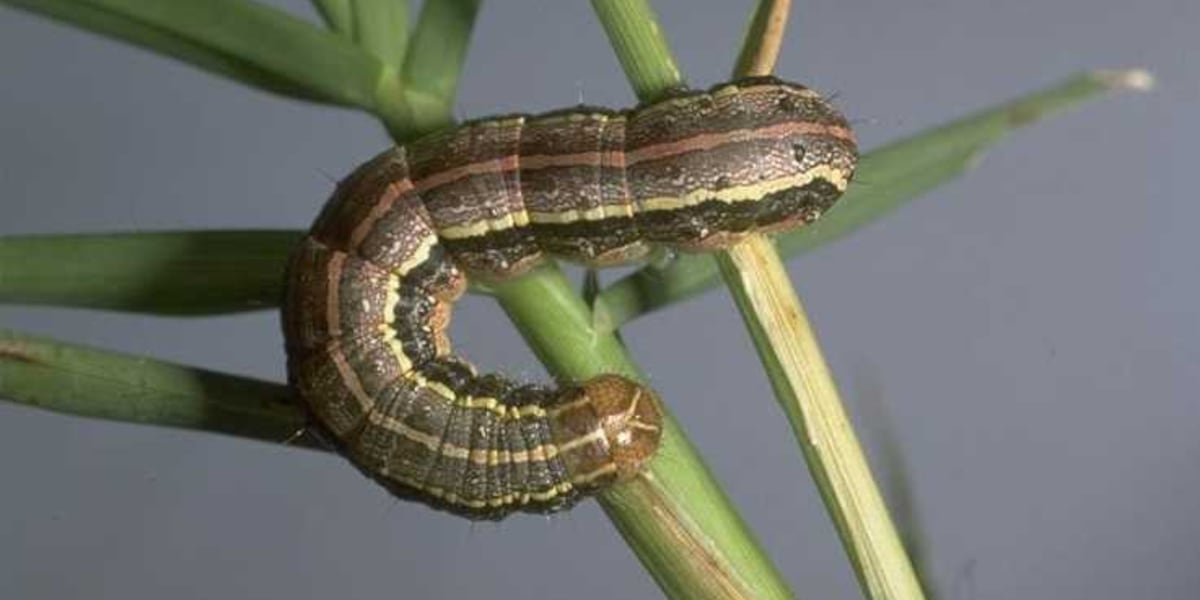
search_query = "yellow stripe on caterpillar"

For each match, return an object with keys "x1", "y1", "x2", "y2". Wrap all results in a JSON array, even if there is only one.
[
  {"x1": 436, "y1": 211, "x2": 532, "y2": 240},
  {"x1": 526, "y1": 203, "x2": 635, "y2": 224},
  {"x1": 639, "y1": 165, "x2": 850, "y2": 213},
  {"x1": 370, "y1": 410, "x2": 563, "y2": 466}
]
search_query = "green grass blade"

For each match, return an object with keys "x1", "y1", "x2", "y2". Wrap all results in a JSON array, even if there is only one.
[
  {"x1": 493, "y1": 265, "x2": 794, "y2": 600},
  {"x1": 0, "y1": 230, "x2": 507, "y2": 315},
  {"x1": 582, "y1": 3, "x2": 800, "y2": 599},
  {"x1": 732, "y1": 0, "x2": 790, "y2": 77},
  {"x1": 717, "y1": 237, "x2": 926, "y2": 600},
  {"x1": 722, "y1": 2, "x2": 927, "y2": 596},
  {"x1": 590, "y1": 0, "x2": 685, "y2": 100},
  {"x1": 350, "y1": 0, "x2": 409, "y2": 68},
  {"x1": 392, "y1": 0, "x2": 480, "y2": 138},
  {"x1": 310, "y1": 0, "x2": 353, "y2": 37},
  {"x1": 594, "y1": 69, "x2": 1154, "y2": 330},
  {"x1": 0, "y1": 231, "x2": 299, "y2": 315},
  {"x1": 0, "y1": 329, "x2": 313, "y2": 447},
  {"x1": 2, "y1": 0, "x2": 386, "y2": 109}
]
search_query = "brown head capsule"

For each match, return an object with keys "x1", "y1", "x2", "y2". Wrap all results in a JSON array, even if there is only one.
[
  {"x1": 283, "y1": 77, "x2": 854, "y2": 519},
  {"x1": 548, "y1": 375, "x2": 664, "y2": 492}
]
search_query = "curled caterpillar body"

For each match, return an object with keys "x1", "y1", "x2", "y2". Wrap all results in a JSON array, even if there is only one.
[{"x1": 282, "y1": 76, "x2": 857, "y2": 519}]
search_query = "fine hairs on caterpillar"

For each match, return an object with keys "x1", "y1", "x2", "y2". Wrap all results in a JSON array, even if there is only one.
[{"x1": 282, "y1": 76, "x2": 858, "y2": 520}]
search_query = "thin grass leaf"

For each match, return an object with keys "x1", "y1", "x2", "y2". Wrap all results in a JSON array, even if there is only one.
[
  {"x1": 392, "y1": 0, "x2": 480, "y2": 139},
  {"x1": 584, "y1": 3, "x2": 801, "y2": 599},
  {"x1": 492, "y1": 265, "x2": 794, "y2": 600},
  {"x1": 732, "y1": 0, "x2": 790, "y2": 77},
  {"x1": 310, "y1": 0, "x2": 353, "y2": 37},
  {"x1": 350, "y1": 0, "x2": 409, "y2": 68},
  {"x1": 720, "y1": 3, "x2": 926, "y2": 597},
  {"x1": 2, "y1": 0, "x2": 389, "y2": 110},
  {"x1": 590, "y1": 0, "x2": 685, "y2": 101},
  {"x1": 0, "y1": 329, "x2": 315, "y2": 447},
  {"x1": 717, "y1": 237, "x2": 925, "y2": 600},
  {"x1": 0, "y1": 230, "x2": 511, "y2": 315},
  {"x1": 0, "y1": 231, "x2": 299, "y2": 315},
  {"x1": 593, "y1": 69, "x2": 1154, "y2": 330}
]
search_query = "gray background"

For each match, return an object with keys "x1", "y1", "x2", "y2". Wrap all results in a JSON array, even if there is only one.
[{"x1": 1, "y1": 1, "x2": 1196, "y2": 598}]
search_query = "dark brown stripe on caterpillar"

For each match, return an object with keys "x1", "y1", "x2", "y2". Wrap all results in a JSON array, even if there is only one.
[{"x1": 282, "y1": 76, "x2": 857, "y2": 520}]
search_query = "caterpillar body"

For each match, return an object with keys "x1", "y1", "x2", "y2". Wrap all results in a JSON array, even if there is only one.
[{"x1": 282, "y1": 76, "x2": 858, "y2": 520}]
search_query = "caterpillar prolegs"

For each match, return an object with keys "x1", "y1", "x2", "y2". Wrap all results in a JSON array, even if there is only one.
[{"x1": 282, "y1": 76, "x2": 858, "y2": 519}]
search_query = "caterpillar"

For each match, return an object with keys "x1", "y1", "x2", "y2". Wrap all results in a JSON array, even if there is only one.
[{"x1": 282, "y1": 76, "x2": 858, "y2": 520}]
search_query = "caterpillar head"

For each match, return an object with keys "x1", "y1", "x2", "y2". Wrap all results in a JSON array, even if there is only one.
[
  {"x1": 628, "y1": 77, "x2": 859, "y2": 250},
  {"x1": 743, "y1": 78, "x2": 859, "y2": 236},
  {"x1": 551, "y1": 375, "x2": 664, "y2": 491}
]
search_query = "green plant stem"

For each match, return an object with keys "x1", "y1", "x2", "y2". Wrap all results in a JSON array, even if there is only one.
[
  {"x1": 719, "y1": 3, "x2": 927, "y2": 596},
  {"x1": 718, "y1": 237, "x2": 926, "y2": 600},
  {"x1": 732, "y1": 0, "x2": 790, "y2": 77},
  {"x1": 1, "y1": 0, "x2": 384, "y2": 108},
  {"x1": 390, "y1": 0, "x2": 481, "y2": 140},
  {"x1": 492, "y1": 265, "x2": 792, "y2": 600},
  {"x1": 349, "y1": 0, "x2": 409, "y2": 68},
  {"x1": 594, "y1": 68, "x2": 1154, "y2": 330},
  {"x1": 0, "y1": 231, "x2": 299, "y2": 315},
  {"x1": 0, "y1": 329, "x2": 314, "y2": 448},
  {"x1": 584, "y1": 2, "x2": 803, "y2": 599},
  {"x1": 0, "y1": 231, "x2": 509, "y2": 314},
  {"x1": 590, "y1": 0, "x2": 685, "y2": 100},
  {"x1": 0, "y1": 0, "x2": 456, "y2": 145}
]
